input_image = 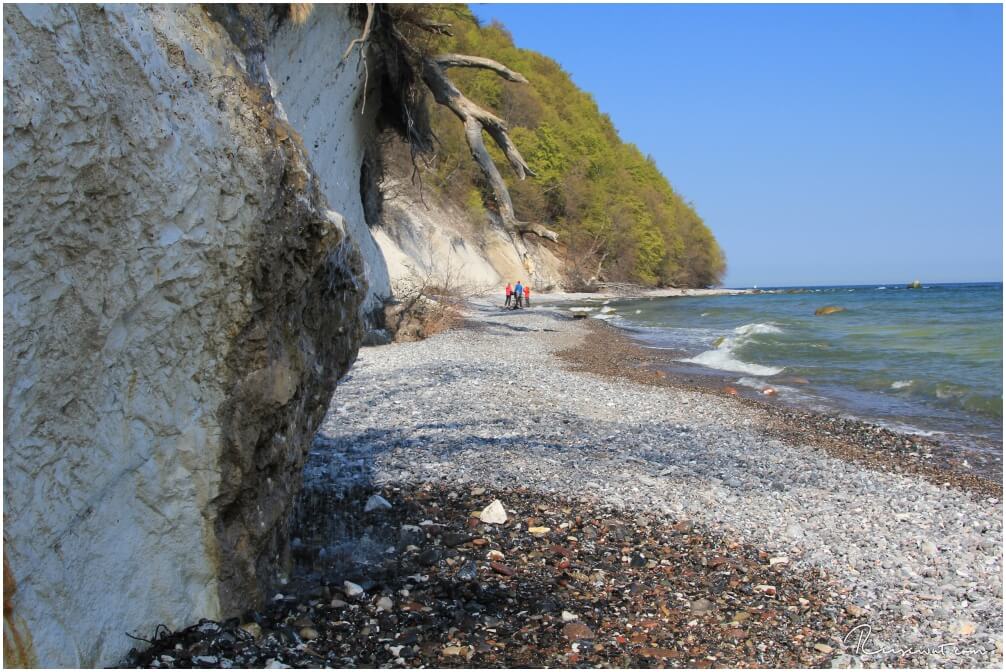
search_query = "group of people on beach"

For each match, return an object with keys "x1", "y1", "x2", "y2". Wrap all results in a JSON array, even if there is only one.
[{"x1": 504, "y1": 281, "x2": 531, "y2": 309}]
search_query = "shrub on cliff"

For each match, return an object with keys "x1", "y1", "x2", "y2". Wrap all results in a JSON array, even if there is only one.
[{"x1": 388, "y1": 5, "x2": 726, "y2": 288}]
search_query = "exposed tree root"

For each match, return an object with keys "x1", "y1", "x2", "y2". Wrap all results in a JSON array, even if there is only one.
[
  {"x1": 342, "y1": 7, "x2": 558, "y2": 277},
  {"x1": 342, "y1": 3, "x2": 375, "y2": 113},
  {"x1": 421, "y1": 55, "x2": 558, "y2": 245}
]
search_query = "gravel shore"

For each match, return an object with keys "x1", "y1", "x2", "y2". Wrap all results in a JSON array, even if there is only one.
[
  {"x1": 558, "y1": 319, "x2": 1002, "y2": 495},
  {"x1": 130, "y1": 302, "x2": 1002, "y2": 668},
  {"x1": 307, "y1": 302, "x2": 1002, "y2": 668}
]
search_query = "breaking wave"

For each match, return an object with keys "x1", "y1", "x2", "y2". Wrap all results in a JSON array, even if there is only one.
[{"x1": 680, "y1": 323, "x2": 785, "y2": 376}]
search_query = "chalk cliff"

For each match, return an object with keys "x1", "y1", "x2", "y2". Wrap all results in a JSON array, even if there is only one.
[
  {"x1": 374, "y1": 183, "x2": 565, "y2": 297},
  {"x1": 3, "y1": 4, "x2": 374, "y2": 666}
]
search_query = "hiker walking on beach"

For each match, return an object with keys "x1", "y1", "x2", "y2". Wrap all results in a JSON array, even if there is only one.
[
  {"x1": 513, "y1": 280, "x2": 524, "y2": 309},
  {"x1": 505, "y1": 282, "x2": 513, "y2": 307},
  {"x1": 523, "y1": 284, "x2": 531, "y2": 307}
]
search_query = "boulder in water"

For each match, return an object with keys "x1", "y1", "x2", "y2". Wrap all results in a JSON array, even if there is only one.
[{"x1": 814, "y1": 305, "x2": 846, "y2": 316}]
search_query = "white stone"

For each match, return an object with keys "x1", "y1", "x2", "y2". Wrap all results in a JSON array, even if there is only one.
[
  {"x1": 365, "y1": 495, "x2": 393, "y2": 512},
  {"x1": 344, "y1": 581, "x2": 364, "y2": 598},
  {"x1": 562, "y1": 611, "x2": 578, "y2": 622},
  {"x1": 479, "y1": 499, "x2": 508, "y2": 524}
]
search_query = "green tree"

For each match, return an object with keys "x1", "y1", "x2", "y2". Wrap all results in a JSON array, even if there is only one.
[{"x1": 397, "y1": 4, "x2": 726, "y2": 287}]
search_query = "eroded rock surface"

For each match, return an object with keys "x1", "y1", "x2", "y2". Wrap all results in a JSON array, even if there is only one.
[{"x1": 3, "y1": 4, "x2": 368, "y2": 666}]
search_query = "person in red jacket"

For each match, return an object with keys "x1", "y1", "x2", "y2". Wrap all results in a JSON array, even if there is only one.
[
  {"x1": 504, "y1": 282, "x2": 513, "y2": 307},
  {"x1": 523, "y1": 284, "x2": 531, "y2": 307}
]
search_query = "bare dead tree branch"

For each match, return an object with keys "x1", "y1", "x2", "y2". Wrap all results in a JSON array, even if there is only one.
[
  {"x1": 341, "y1": 3, "x2": 375, "y2": 60},
  {"x1": 420, "y1": 56, "x2": 558, "y2": 244},
  {"x1": 432, "y1": 54, "x2": 528, "y2": 83},
  {"x1": 376, "y1": 7, "x2": 558, "y2": 290},
  {"x1": 342, "y1": 3, "x2": 375, "y2": 113}
]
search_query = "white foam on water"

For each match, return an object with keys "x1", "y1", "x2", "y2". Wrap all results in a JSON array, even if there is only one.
[
  {"x1": 877, "y1": 286, "x2": 887, "y2": 290},
  {"x1": 871, "y1": 417, "x2": 942, "y2": 438},
  {"x1": 680, "y1": 322, "x2": 785, "y2": 376},
  {"x1": 891, "y1": 380, "x2": 914, "y2": 390},
  {"x1": 733, "y1": 322, "x2": 783, "y2": 336},
  {"x1": 599, "y1": 306, "x2": 614, "y2": 314},
  {"x1": 591, "y1": 313, "x2": 615, "y2": 321},
  {"x1": 935, "y1": 386, "x2": 959, "y2": 400},
  {"x1": 684, "y1": 349, "x2": 784, "y2": 376},
  {"x1": 635, "y1": 310, "x2": 641, "y2": 314}
]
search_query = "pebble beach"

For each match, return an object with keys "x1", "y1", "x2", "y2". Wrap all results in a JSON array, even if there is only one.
[{"x1": 132, "y1": 302, "x2": 1002, "y2": 668}]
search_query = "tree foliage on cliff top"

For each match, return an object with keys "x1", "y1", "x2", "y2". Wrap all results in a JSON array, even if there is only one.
[{"x1": 392, "y1": 5, "x2": 726, "y2": 288}]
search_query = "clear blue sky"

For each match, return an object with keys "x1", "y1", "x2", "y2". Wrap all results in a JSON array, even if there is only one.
[{"x1": 470, "y1": 3, "x2": 1003, "y2": 287}]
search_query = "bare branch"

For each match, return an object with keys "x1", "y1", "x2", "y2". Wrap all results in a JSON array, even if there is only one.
[
  {"x1": 422, "y1": 59, "x2": 534, "y2": 178},
  {"x1": 432, "y1": 54, "x2": 528, "y2": 83},
  {"x1": 420, "y1": 58, "x2": 556, "y2": 245},
  {"x1": 341, "y1": 3, "x2": 375, "y2": 61}
]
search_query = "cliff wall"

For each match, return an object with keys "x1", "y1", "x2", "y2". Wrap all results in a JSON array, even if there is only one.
[
  {"x1": 3, "y1": 5, "x2": 370, "y2": 666},
  {"x1": 374, "y1": 184, "x2": 565, "y2": 298},
  {"x1": 265, "y1": 5, "x2": 392, "y2": 316}
]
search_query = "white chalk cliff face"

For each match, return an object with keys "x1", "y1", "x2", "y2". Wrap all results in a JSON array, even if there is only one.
[
  {"x1": 265, "y1": 6, "x2": 392, "y2": 316},
  {"x1": 375, "y1": 187, "x2": 566, "y2": 296},
  {"x1": 3, "y1": 4, "x2": 371, "y2": 666}
]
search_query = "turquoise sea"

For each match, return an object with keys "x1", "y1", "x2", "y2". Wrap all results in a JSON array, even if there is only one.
[{"x1": 601, "y1": 282, "x2": 1003, "y2": 451}]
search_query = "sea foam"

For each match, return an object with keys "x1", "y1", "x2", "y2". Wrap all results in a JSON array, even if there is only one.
[
  {"x1": 680, "y1": 323, "x2": 785, "y2": 376},
  {"x1": 733, "y1": 322, "x2": 783, "y2": 336},
  {"x1": 684, "y1": 350, "x2": 784, "y2": 376}
]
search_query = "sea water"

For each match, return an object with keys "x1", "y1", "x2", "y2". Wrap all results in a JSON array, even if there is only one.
[{"x1": 606, "y1": 282, "x2": 1003, "y2": 451}]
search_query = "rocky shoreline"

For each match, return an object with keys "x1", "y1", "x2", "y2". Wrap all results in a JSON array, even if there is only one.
[
  {"x1": 128, "y1": 485, "x2": 864, "y2": 668},
  {"x1": 558, "y1": 320, "x2": 1002, "y2": 496},
  {"x1": 127, "y1": 304, "x2": 1002, "y2": 668}
]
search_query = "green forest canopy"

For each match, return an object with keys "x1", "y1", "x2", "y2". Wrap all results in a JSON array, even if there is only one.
[{"x1": 397, "y1": 6, "x2": 726, "y2": 288}]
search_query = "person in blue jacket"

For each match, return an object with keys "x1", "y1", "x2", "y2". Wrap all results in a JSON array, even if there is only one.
[{"x1": 512, "y1": 280, "x2": 524, "y2": 309}]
